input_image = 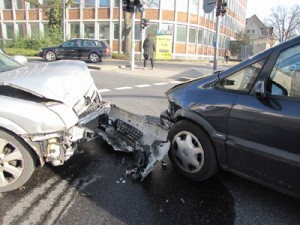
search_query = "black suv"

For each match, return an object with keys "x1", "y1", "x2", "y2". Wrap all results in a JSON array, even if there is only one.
[
  {"x1": 161, "y1": 36, "x2": 300, "y2": 198},
  {"x1": 39, "y1": 38, "x2": 111, "y2": 63}
]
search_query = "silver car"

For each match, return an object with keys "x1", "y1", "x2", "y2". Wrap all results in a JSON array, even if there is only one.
[{"x1": 0, "y1": 53, "x2": 109, "y2": 192}]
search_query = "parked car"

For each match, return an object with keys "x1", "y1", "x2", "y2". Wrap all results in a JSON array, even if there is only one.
[
  {"x1": 0, "y1": 53, "x2": 110, "y2": 192},
  {"x1": 39, "y1": 38, "x2": 111, "y2": 63},
  {"x1": 161, "y1": 36, "x2": 300, "y2": 198}
]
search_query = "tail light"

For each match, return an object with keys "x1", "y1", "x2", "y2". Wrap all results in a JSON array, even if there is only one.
[{"x1": 105, "y1": 48, "x2": 110, "y2": 54}]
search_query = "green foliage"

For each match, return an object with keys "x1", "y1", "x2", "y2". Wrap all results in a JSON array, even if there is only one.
[
  {"x1": 112, "y1": 53, "x2": 130, "y2": 60},
  {"x1": 4, "y1": 36, "x2": 62, "y2": 51},
  {"x1": 3, "y1": 48, "x2": 39, "y2": 56}
]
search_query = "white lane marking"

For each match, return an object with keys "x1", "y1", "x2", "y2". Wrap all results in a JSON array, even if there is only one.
[
  {"x1": 98, "y1": 89, "x2": 112, "y2": 93},
  {"x1": 134, "y1": 84, "x2": 151, "y2": 88},
  {"x1": 153, "y1": 82, "x2": 169, "y2": 86},
  {"x1": 115, "y1": 86, "x2": 133, "y2": 90},
  {"x1": 169, "y1": 81, "x2": 183, "y2": 84}
]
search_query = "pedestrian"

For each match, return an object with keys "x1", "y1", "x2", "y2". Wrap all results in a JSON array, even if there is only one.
[
  {"x1": 143, "y1": 34, "x2": 155, "y2": 70},
  {"x1": 224, "y1": 49, "x2": 231, "y2": 63}
]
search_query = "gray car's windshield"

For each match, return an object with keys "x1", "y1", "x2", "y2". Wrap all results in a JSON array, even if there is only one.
[{"x1": 0, "y1": 53, "x2": 23, "y2": 72}]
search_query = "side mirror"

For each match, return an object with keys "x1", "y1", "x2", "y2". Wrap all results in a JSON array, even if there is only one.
[
  {"x1": 254, "y1": 79, "x2": 266, "y2": 98},
  {"x1": 13, "y1": 55, "x2": 28, "y2": 65}
]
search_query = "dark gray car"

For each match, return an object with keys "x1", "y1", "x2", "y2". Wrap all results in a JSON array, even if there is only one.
[
  {"x1": 39, "y1": 38, "x2": 111, "y2": 63},
  {"x1": 161, "y1": 36, "x2": 300, "y2": 199}
]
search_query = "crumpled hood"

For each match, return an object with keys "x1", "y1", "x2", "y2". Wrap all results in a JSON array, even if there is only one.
[{"x1": 0, "y1": 60, "x2": 94, "y2": 107}]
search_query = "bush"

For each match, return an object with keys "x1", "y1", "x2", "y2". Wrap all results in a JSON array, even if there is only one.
[
  {"x1": 3, "y1": 48, "x2": 39, "y2": 56},
  {"x1": 112, "y1": 53, "x2": 130, "y2": 60}
]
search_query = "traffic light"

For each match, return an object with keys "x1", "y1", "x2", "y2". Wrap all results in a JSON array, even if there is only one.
[
  {"x1": 216, "y1": 0, "x2": 227, "y2": 17},
  {"x1": 123, "y1": 0, "x2": 144, "y2": 13},
  {"x1": 141, "y1": 19, "x2": 149, "y2": 30}
]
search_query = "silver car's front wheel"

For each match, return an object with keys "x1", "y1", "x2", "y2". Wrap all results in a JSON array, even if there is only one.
[
  {"x1": 0, "y1": 130, "x2": 35, "y2": 192},
  {"x1": 89, "y1": 53, "x2": 100, "y2": 63},
  {"x1": 168, "y1": 120, "x2": 218, "y2": 181},
  {"x1": 45, "y1": 51, "x2": 56, "y2": 61}
]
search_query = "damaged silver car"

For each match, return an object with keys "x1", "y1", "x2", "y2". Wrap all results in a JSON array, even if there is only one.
[
  {"x1": 0, "y1": 53, "x2": 170, "y2": 192},
  {"x1": 0, "y1": 53, "x2": 110, "y2": 192}
]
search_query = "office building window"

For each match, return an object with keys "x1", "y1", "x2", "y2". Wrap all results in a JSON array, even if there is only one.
[
  {"x1": 30, "y1": 23, "x2": 39, "y2": 38},
  {"x1": 84, "y1": 23, "x2": 95, "y2": 38},
  {"x1": 17, "y1": 23, "x2": 26, "y2": 38},
  {"x1": 144, "y1": 0, "x2": 159, "y2": 8},
  {"x1": 176, "y1": 26, "x2": 187, "y2": 42},
  {"x1": 113, "y1": 22, "x2": 125, "y2": 40},
  {"x1": 84, "y1": 0, "x2": 95, "y2": 7},
  {"x1": 177, "y1": 1, "x2": 188, "y2": 12},
  {"x1": 190, "y1": 0, "x2": 199, "y2": 14},
  {"x1": 189, "y1": 28, "x2": 196, "y2": 43},
  {"x1": 99, "y1": 0, "x2": 110, "y2": 7},
  {"x1": 198, "y1": 29, "x2": 203, "y2": 44},
  {"x1": 71, "y1": 23, "x2": 80, "y2": 38},
  {"x1": 3, "y1": 0, "x2": 12, "y2": 9},
  {"x1": 6, "y1": 23, "x2": 14, "y2": 39},
  {"x1": 99, "y1": 22, "x2": 110, "y2": 41},
  {"x1": 71, "y1": 0, "x2": 80, "y2": 8},
  {"x1": 16, "y1": 0, "x2": 25, "y2": 9}
]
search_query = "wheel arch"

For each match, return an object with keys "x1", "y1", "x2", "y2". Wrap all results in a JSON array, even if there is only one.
[
  {"x1": 0, "y1": 119, "x2": 43, "y2": 167},
  {"x1": 173, "y1": 108, "x2": 227, "y2": 166}
]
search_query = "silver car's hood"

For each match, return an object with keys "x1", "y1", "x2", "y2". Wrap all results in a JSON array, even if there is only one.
[{"x1": 0, "y1": 60, "x2": 94, "y2": 107}]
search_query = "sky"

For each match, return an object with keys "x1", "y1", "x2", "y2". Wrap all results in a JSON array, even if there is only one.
[{"x1": 246, "y1": 0, "x2": 300, "y2": 21}]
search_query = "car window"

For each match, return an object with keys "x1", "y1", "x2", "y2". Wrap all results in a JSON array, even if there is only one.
[
  {"x1": 217, "y1": 59, "x2": 265, "y2": 92},
  {"x1": 268, "y1": 44, "x2": 300, "y2": 98},
  {"x1": 83, "y1": 40, "x2": 93, "y2": 47},
  {"x1": 0, "y1": 53, "x2": 23, "y2": 72},
  {"x1": 62, "y1": 40, "x2": 77, "y2": 47}
]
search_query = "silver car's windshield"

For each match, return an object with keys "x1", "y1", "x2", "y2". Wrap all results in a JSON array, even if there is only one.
[{"x1": 0, "y1": 53, "x2": 23, "y2": 72}]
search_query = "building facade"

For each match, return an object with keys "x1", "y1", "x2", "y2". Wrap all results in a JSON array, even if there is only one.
[
  {"x1": 245, "y1": 15, "x2": 275, "y2": 55},
  {"x1": 0, "y1": 0, "x2": 247, "y2": 60}
]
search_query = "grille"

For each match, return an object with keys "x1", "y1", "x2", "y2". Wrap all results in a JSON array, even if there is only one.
[{"x1": 114, "y1": 119, "x2": 143, "y2": 141}]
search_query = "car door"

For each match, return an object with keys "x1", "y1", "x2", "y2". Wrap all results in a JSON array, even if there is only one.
[
  {"x1": 58, "y1": 40, "x2": 78, "y2": 59},
  {"x1": 77, "y1": 40, "x2": 93, "y2": 60},
  {"x1": 226, "y1": 43, "x2": 300, "y2": 196}
]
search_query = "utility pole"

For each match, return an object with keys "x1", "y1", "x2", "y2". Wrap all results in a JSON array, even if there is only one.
[
  {"x1": 123, "y1": 0, "x2": 144, "y2": 70},
  {"x1": 119, "y1": 0, "x2": 122, "y2": 54},
  {"x1": 131, "y1": 11, "x2": 135, "y2": 70},
  {"x1": 213, "y1": 16, "x2": 220, "y2": 72},
  {"x1": 213, "y1": 0, "x2": 227, "y2": 72}
]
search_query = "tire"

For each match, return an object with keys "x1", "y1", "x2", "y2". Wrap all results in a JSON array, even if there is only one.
[
  {"x1": 45, "y1": 51, "x2": 56, "y2": 61},
  {"x1": 168, "y1": 120, "x2": 218, "y2": 181},
  {"x1": 0, "y1": 129, "x2": 36, "y2": 192},
  {"x1": 89, "y1": 53, "x2": 100, "y2": 63}
]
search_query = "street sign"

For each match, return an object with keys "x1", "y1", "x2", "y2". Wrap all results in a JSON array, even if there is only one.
[{"x1": 203, "y1": 0, "x2": 216, "y2": 13}]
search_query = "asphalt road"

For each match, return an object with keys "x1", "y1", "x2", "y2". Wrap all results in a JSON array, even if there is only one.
[{"x1": 0, "y1": 61, "x2": 300, "y2": 225}]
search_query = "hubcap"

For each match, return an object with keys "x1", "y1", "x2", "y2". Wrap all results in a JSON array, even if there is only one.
[
  {"x1": 0, "y1": 139, "x2": 24, "y2": 187},
  {"x1": 46, "y1": 52, "x2": 55, "y2": 61},
  {"x1": 90, "y1": 54, "x2": 99, "y2": 62},
  {"x1": 172, "y1": 131, "x2": 204, "y2": 173}
]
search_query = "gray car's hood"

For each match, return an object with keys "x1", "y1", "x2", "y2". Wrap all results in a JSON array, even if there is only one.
[{"x1": 0, "y1": 60, "x2": 94, "y2": 107}]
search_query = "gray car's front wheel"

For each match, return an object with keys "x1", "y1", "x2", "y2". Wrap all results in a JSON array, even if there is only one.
[
  {"x1": 0, "y1": 129, "x2": 36, "y2": 192},
  {"x1": 45, "y1": 51, "x2": 56, "y2": 61},
  {"x1": 168, "y1": 120, "x2": 218, "y2": 181},
  {"x1": 89, "y1": 53, "x2": 100, "y2": 63}
]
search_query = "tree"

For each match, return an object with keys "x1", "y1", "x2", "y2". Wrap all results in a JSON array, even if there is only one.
[
  {"x1": 266, "y1": 5, "x2": 300, "y2": 43},
  {"x1": 25, "y1": 0, "x2": 73, "y2": 38}
]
